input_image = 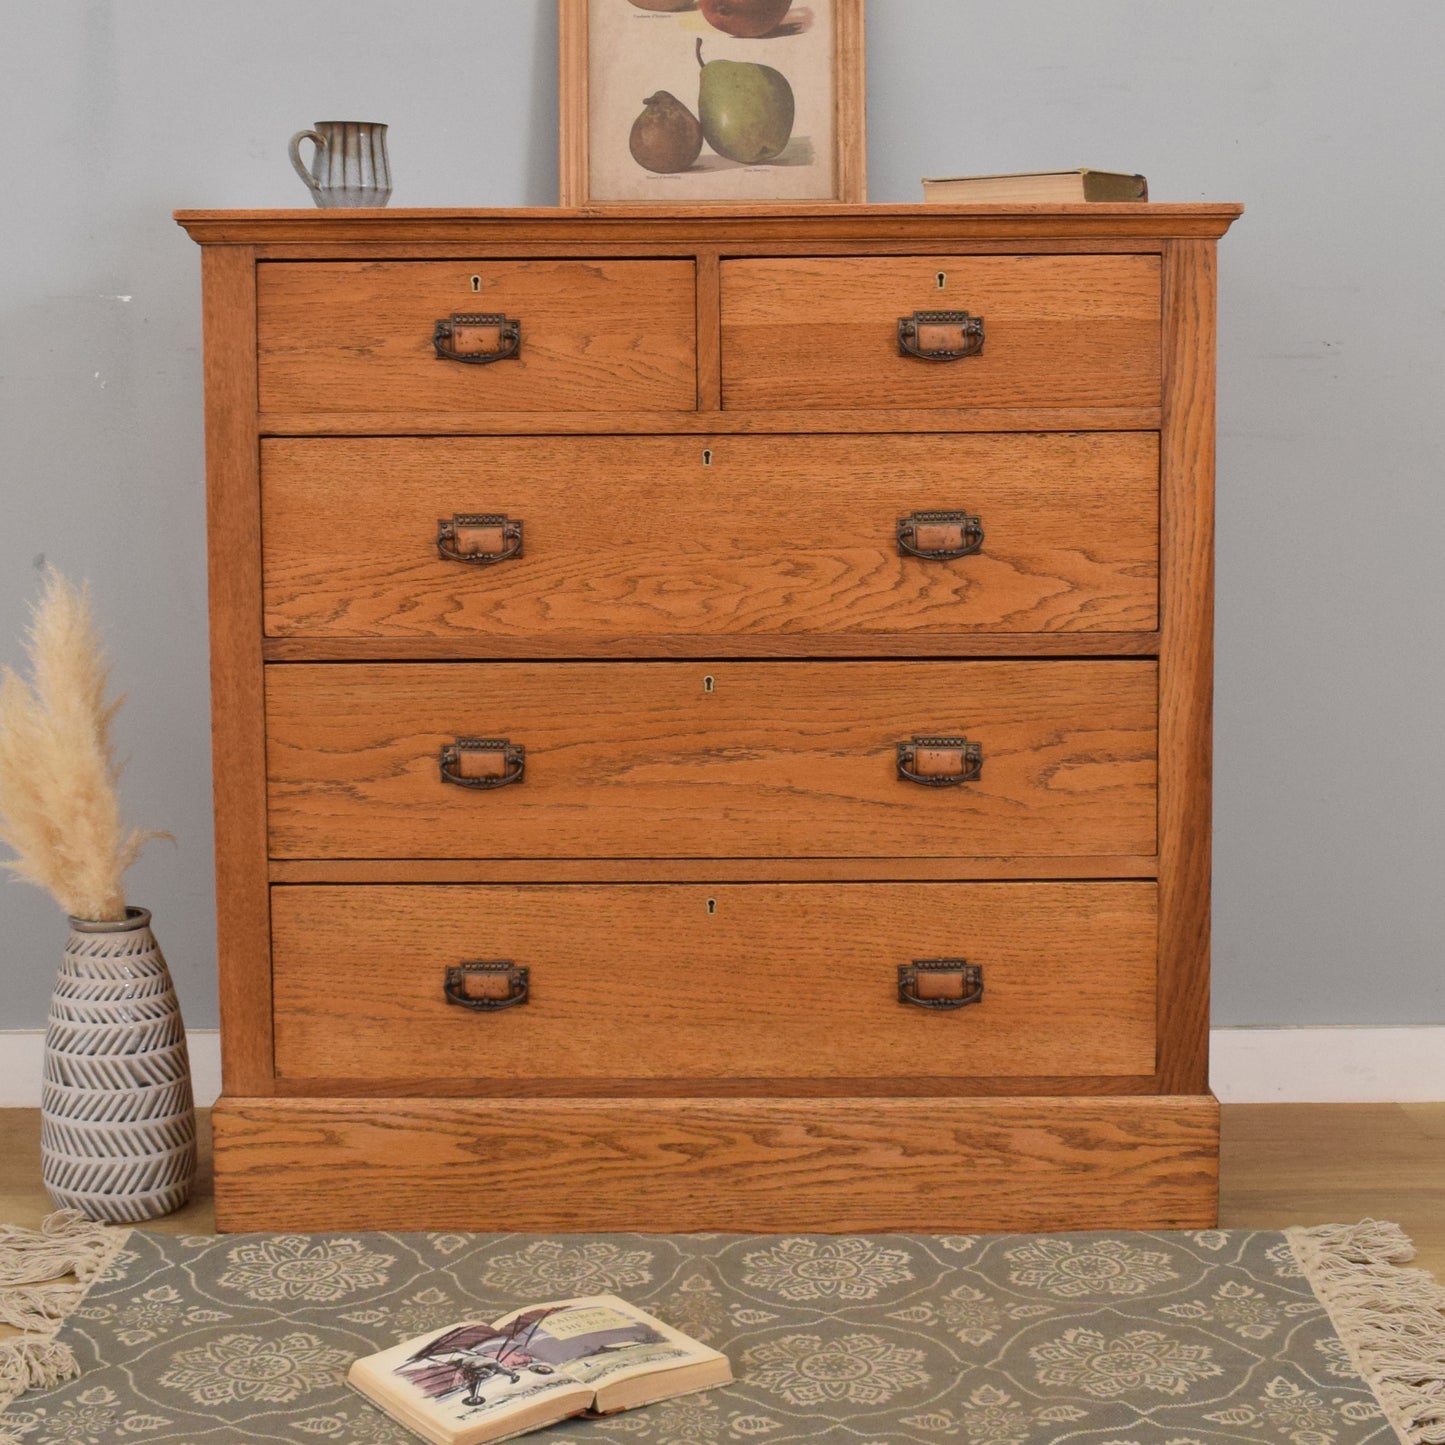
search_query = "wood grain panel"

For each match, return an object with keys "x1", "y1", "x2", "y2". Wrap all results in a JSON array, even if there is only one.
[
  {"x1": 261, "y1": 633, "x2": 1162, "y2": 662},
  {"x1": 255, "y1": 406, "x2": 1163, "y2": 436},
  {"x1": 268, "y1": 1074, "x2": 1162, "y2": 1100},
  {"x1": 211, "y1": 1094, "x2": 1220, "y2": 1232},
  {"x1": 266, "y1": 855, "x2": 1160, "y2": 883},
  {"x1": 695, "y1": 249, "x2": 721, "y2": 410},
  {"x1": 264, "y1": 660, "x2": 1158, "y2": 860},
  {"x1": 270, "y1": 882, "x2": 1157, "y2": 1081},
  {"x1": 256, "y1": 260, "x2": 696, "y2": 413},
  {"x1": 1157, "y1": 240, "x2": 1217, "y2": 1093},
  {"x1": 721, "y1": 255, "x2": 1161, "y2": 410},
  {"x1": 200, "y1": 246, "x2": 274, "y2": 1096},
  {"x1": 261, "y1": 433, "x2": 1159, "y2": 639}
]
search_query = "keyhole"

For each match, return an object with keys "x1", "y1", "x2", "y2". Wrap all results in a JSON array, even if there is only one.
[
  {"x1": 702, "y1": 448, "x2": 713, "y2": 466},
  {"x1": 703, "y1": 675, "x2": 715, "y2": 693},
  {"x1": 936, "y1": 271, "x2": 947, "y2": 289},
  {"x1": 470, "y1": 275, "x2": 481, "y2": 292},
  {"x1": 706, "y1": 898, "x2": 717, "y2": 915}
]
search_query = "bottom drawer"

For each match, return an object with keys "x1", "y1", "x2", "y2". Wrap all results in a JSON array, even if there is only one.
[{"x1": 271, "y1": 882, "x2": 1157, "y2": 1084}]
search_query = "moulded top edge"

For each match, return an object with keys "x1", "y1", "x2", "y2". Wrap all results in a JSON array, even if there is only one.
[{"x1": 174, "y1": 201, "x2": 1243, "y2": 244}]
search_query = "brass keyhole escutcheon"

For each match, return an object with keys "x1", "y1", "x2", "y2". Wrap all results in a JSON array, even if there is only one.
[
  {"x1": 706, "y1": 898, "x2": 717, "y2": 915},
  {"x1": 703, "y1": 675, "x2": 715, "y2": 693},
  {"x1": 470, "y1": 274, "x2": 482, "y2": 292},
  {"x1": 936, "y1": 271, "x2": 947, "y2": 289},
  {"x1": 702, "y1": 448, "x2": 713, "y2": 466}
]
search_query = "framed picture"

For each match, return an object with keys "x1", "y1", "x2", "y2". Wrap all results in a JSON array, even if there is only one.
[{"x1": 559, "y1": 0, "x2": 865, "y2": 206}]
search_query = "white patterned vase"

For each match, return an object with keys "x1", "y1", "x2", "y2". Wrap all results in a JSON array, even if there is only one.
[{"x1": 41, "y1": 907, "x2": 196, "y2": 1222}]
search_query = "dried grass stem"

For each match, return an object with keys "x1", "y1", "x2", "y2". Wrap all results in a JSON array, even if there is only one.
[{"x1": 0, "y1": 571, "x2": 164, "y2": 921}]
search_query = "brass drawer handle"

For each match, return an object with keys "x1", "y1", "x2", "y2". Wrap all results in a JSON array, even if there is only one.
[
  {"x1": 439, "y1": 737, "x2": 525, "y2": 790},
  {"x1": 437, "y1": 513, "x2": 523, "y2": 565},
  {"x1": 898, "y1": 959, "x2": 984, "y2": 1010},
  {"x1": 433, "y1": 312, "x2": 522, "y2": 364},
  {"x1": 897, "y1": 510, "x2": 984, "y2": 561},
  {"x1": 898, "y1": 309, "x2": 985, "y2": 361},
  {"x1": 896, "y1": 735, "x2": 983, "y2": 786},
  {"x1": 445, "y1": 960, "x2": 529, "y2": 1011}
]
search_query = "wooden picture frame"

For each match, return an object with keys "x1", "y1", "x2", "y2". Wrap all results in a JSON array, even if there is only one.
[{"x1": 559, "y1": 0, "x2": 865, "y2": 206}]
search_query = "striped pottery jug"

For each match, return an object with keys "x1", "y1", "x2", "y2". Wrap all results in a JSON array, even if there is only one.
[
  {"x1": 288, "y1": 120, "x2": 391, "y2": 207},
  {"x1": 41, "y1": 908, "x2": 196, "y2": 1222}
]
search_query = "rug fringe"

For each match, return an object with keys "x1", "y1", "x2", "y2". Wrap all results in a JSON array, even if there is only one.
[
  {"x1": 0, "y1": 1211, "x2": 130, "y2": 1418},
  {"x1": 1290, "y1": 1220, "x2": 1445, "y2": 1445},
  {"x1": 0, "y1": 1211, "x2": 120, "y2": 1289}
]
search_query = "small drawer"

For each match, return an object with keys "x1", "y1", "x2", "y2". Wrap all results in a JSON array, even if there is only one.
[
  {"x1": 720, "y1": 254, "x2": 1161, "y2": 411},
  {"x1": 261, "y1": 432, "x2": 1159, "y2": 639},
  {"x1": 256, "y1": 260, "x2": 697, "y2": 415},
  {"x1": 264, "y1": 660, "x2": 1157, "y2": 860},
  {"x1": 270, "y1": 882, "x2": 1158, "y2": 1083}
]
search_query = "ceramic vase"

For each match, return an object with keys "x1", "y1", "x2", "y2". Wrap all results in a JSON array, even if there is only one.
[{"x1": 40, "y1": 907, "x2": 196, "y2": 1222}]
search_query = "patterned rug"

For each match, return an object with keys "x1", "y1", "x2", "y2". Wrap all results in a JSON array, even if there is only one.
[{"x1": 3, "y1": 1219, "x2": 1444, "y2": 1445}]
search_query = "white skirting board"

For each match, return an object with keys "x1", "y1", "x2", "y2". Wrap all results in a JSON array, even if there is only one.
[{"x1": 1, "y1": 1027, "x2": 1443, "y2": 1107}]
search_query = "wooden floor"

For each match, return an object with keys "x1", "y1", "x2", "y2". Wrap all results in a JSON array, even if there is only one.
[{"x1": 1, "y1": 1105, "x2": 1441, "y2": 1276}]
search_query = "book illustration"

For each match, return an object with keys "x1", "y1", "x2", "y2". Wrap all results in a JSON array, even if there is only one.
[{"x1": 396, "y1": 1304, "x2": 676, "y2": 1410}]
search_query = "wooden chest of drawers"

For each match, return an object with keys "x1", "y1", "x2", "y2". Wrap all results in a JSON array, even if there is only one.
[{"x1": 177, "y1": 202, "x2": 1240, "y2": 1233}]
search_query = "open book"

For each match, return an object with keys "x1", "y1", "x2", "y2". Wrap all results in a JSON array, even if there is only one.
[{"x1": 348, "y1": 1295, "x2": 733, "y2": 1445}]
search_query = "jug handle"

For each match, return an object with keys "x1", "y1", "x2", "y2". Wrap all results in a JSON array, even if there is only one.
[{"x1": 288, "y1": 129, "x2": 327, "y2": 192}]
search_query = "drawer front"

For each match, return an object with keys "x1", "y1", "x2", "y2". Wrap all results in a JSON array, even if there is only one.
[
  {"x1": 271, "y1": 882, "x2": 1158, "y2": 1082},
  {"x1": 721, "y1": 255, "x2": 1161, "y2": 410},
  {"x1": 262, "y1": 433, "x2": 1159, "y2": 639},
  {"x1": 256, "y1": 260, "x2": 697, "y2": 414},
  {"x1": 265, "y1": 660, "x2": 1156, "y2": 859}
]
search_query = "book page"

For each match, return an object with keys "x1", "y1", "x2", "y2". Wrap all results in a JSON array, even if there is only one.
[
  {"x1": 489, "y1": 1295, "x2": 724, "y2": 1390},
  {"x1": 350, "y1": 1319, "x2": 593, "y2": 1443}
]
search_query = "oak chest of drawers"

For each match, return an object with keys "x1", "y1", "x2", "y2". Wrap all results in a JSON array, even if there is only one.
[{"x1": 178, "y1": 202, "x2": 1240, "y2": 1233}]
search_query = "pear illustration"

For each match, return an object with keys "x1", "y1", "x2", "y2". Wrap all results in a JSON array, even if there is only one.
[
  {"x1": 699, "y1": 0, "x2": 792, "y2": 37},
  {"x1": 630, "y1": 90, "x2": 704, "y2": 173},
  {"x1": 695, "y1": 37, "x2": 795, "y2": 165},
  {"x1": 628, "y1": 0, "x2": 697, "y2": 9}
]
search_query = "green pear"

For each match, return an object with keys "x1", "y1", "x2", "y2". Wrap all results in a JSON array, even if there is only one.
[{"x1": 695, "y1": 37, "x2": 794, "y2": 165}]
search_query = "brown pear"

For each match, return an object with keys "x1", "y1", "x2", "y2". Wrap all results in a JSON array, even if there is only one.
[{"x1": 629, "y1": 90, "x2": 704, "y2": 174}]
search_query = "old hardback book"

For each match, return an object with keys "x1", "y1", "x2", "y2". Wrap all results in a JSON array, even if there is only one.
[
  {"x1": 349, "y1": 1296, "x2": 731, "y2": 1445},
  {"x1": 175, "y1": 199, "x2": 1240, "y2": 1235},
  {"x1": 923, "y1": 168, "x2": 1148, "y2": 203}
]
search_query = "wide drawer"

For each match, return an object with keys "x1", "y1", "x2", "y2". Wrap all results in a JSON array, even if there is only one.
[
  {"x1": 270, "y1": 882, "x2": 1158, "y2": 1082},
  {"x1": 256, "y1": 260, "x2": 697, "y2": 414},
  {"x1": 720, "y1": 255, "x2": 1161, "y2": 410},
  {"x1": 265, "y1": 660, "x2": 1156, "y2": 859},
  {"x1": 261, "y1": 433, "x2": 1159, "y2": 639}
]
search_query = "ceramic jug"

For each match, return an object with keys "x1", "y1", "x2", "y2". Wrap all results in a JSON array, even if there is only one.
[{"x1": 289, "y1": 121, "x2": 391, "y2": 207}]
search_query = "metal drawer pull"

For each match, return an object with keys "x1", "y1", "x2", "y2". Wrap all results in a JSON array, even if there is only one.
[
  {"x1": 445, "y1": 960, "x2": 529, "y2": 1011},
  {"x1": 896, "y1": 735, "x2": 983, "y2": 786},
  {"x1": 898, "y1": 309, "x2": 984, "y2": 361},
  {"x1": 433, "y1": 312, "x2": 522, "y2": 364},
  {"x1": 437, "y1": 513, "x2": 523, "y2": 565},
  {"x1": 898, "y1": 959, "x2": 984, "y2": 1010},
  {"x1": 897, "y1": 510, "x2": 984, "y2": 561},
  {"x1": 439, "y1": 737, "x2": 525, "y2": 790}
]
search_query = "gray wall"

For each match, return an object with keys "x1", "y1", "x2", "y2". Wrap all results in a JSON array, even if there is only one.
[{"x1": 2, "y1": 1, "x2": 1442, "y2": 1030}]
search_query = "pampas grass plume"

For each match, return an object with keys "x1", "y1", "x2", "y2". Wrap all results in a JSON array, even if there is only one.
[{"x1": 0, "y1": 571, "x2": 165, "y2": 921}]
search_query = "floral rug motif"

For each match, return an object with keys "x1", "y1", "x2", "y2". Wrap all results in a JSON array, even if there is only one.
[{"x1": 2, "y1": 1224, "x2": 1439, "y2": 1444}]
